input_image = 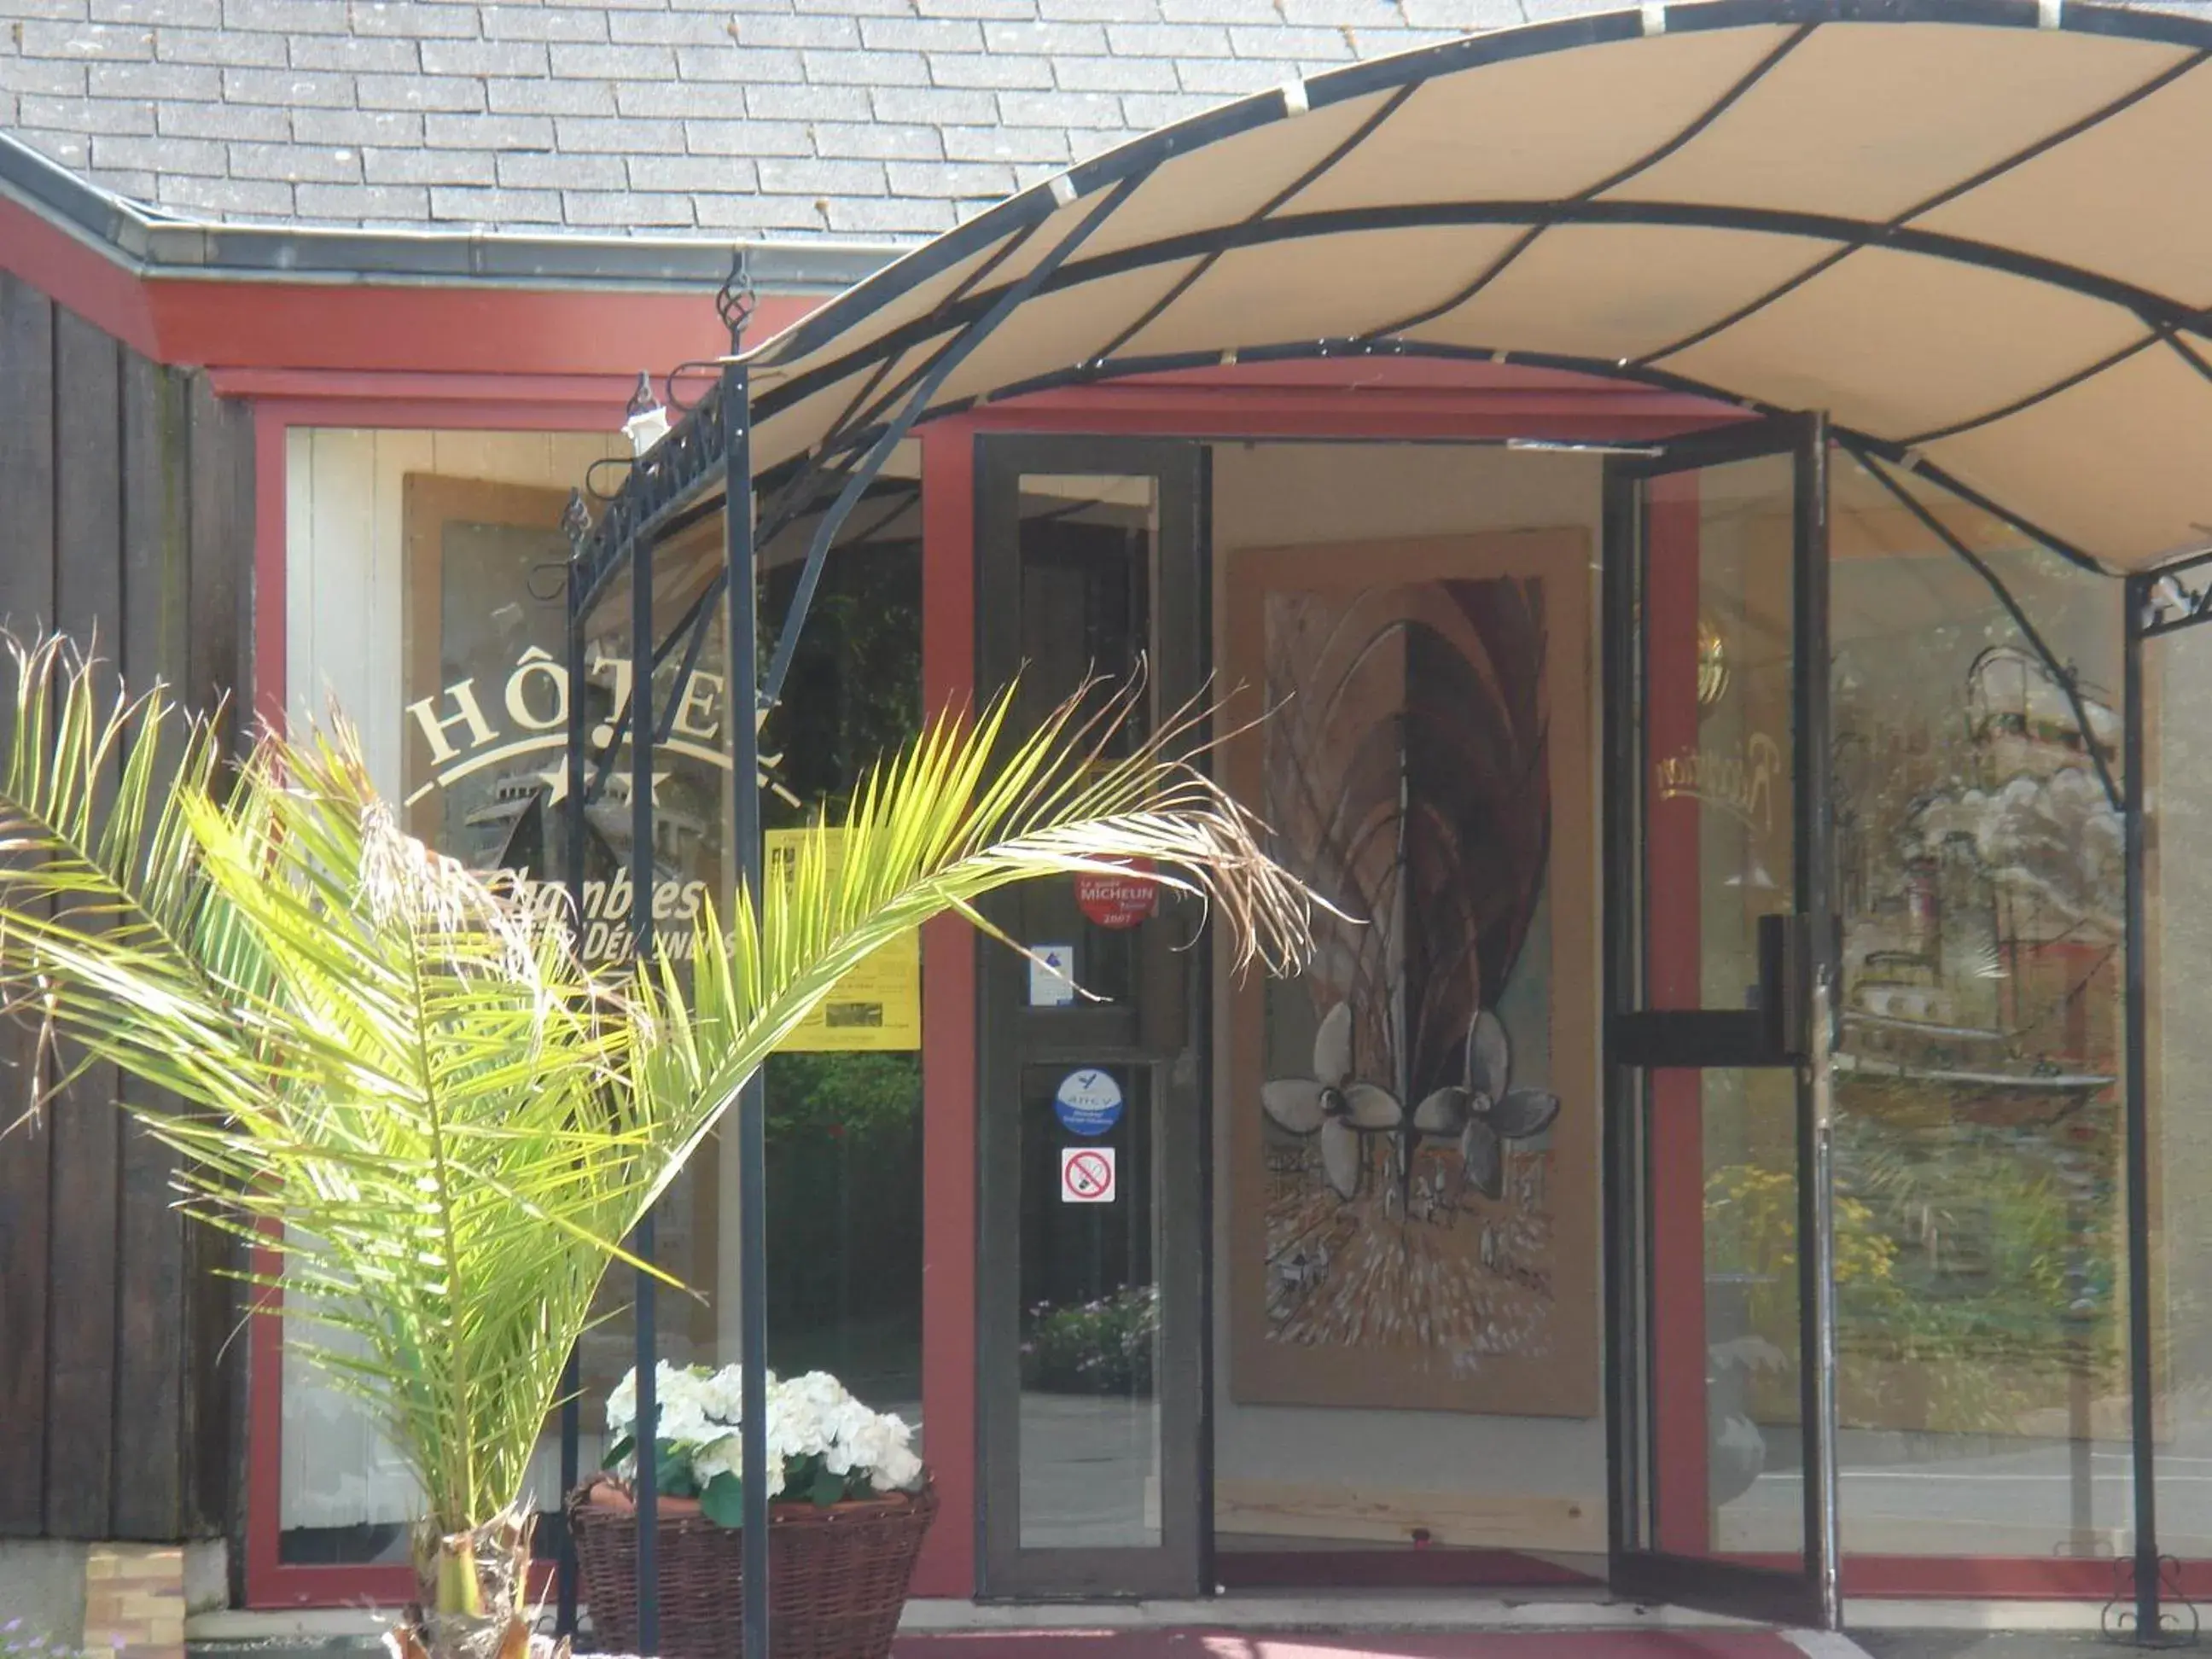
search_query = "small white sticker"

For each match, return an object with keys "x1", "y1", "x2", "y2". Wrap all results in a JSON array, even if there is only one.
[
  {"x1": 1028, "y1": 943, "x2": 1077, "y2": 1007},
  {"x1": 1061, "y1": 1145, "x2": 1116, "y2": 1203}
]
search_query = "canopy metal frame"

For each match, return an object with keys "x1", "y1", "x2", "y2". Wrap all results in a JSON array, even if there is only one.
[{"x1": 546, "y1": 1, "x2": 2212, "y2": 1644}]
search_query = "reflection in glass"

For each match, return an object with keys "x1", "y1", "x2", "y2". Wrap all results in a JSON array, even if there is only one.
[
  {"x1": 1827, "y1": 451, "x2": 2126, "y2": 1558},
  {"x1": 1644, "y1": 455, "x2": 1796, "y2": 1013},
  {"x1": 1018, "y1": 1064, "x2": 1161, "y2": 1548},
  {"x1": 1648, "y1": 1068, "x2": 1806, "y2": 1563}
]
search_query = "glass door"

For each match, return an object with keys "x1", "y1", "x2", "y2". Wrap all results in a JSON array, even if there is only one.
[
  {"x1": 974, "y1": 434, "x2": 1210, "y2": 1598},
  {"x1": 1602, "y1": 416, "x2": 1842, "y2": 1628}
]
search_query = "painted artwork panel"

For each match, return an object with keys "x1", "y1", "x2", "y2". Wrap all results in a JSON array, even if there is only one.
[{"x1": 1226, "y1": 534, "x2": 1598, "y2": 1418}]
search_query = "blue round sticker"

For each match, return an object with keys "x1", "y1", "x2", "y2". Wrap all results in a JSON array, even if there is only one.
[{"x1": 1054, "y1": 1068, "x2": 1124, "y2": 1137}]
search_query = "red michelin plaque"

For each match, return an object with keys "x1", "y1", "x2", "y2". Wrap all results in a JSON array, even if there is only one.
[{"x1": 1074, "y1": 859, "x2": 1157, "y2": 928}]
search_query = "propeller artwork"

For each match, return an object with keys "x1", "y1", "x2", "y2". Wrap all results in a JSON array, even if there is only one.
[{"x1": 1263, "y1": 1000, "x2": 1560, "y2": 1217}]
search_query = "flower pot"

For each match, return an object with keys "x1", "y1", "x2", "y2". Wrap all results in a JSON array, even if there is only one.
[{"x1": 568, "y1": 1477, "x2": 936, "y2": 1659}]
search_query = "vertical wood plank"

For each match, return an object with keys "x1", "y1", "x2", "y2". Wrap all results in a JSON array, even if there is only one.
[
  {"x1": 43, "y1": 305, "x2": 124, "y2": 1540},
  {"x1": 181, "y1": 370, "x2": 250, "y2": 1543},
  {"x1": 0, "y1": 270, "x2": 56, "y2": 1538},
  {"x1": 111, "y1": 352, "x2": 192, "y2": 1542}
]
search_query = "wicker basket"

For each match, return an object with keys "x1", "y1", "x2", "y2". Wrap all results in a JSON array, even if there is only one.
[{"x1": 568, "y1": 1479, "x2": 936, "y2": 1659}]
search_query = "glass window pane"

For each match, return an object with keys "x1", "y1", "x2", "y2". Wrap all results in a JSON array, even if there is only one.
[
  {"x1": 1644, "y1": 455, "x2": 1797, "y2": 1013},
  {"x1": 1828, "y1": 449, "x2": 2128, "y2": 1560},
  {"x1": 1018, "y1": 1062, "x2": 1161, "y2": 1548},
  {"x1": 1645, "y1": 1068, "x2": 1807, "y2": 1566}
]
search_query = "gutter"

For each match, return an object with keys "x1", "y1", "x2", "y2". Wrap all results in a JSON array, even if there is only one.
[{"x1": 0, "y1": 128, "x2": 899, "y2": 294}]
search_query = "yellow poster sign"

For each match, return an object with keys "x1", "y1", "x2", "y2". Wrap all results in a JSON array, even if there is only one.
[{"x1": 765, "y1": 827, "x2": 923, "y2": 1052}]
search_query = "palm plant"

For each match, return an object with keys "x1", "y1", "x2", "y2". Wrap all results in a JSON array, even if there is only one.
[{"x1": 0, "y1": 636, "x2": 1313, "y2": 1658}]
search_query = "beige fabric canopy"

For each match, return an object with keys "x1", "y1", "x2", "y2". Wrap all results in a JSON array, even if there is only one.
[{"x1": 737, "y1": 0, "x2": 2212, "y2": 574}]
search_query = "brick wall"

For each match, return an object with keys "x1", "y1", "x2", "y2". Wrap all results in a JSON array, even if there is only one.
[{"x1": 79, "y1": 1546, "x2": 183, "y2": 1659}]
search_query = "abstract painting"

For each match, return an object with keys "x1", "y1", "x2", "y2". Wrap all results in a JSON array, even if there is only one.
[{"x1": 1225, "y1": 533, "x2": 1598, "y2": 1418}]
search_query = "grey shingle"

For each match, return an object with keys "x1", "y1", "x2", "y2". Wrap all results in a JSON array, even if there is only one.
[
  {"x1": 295, "y1": 180, "x2": 431, "y2": 218},
  {"x1": 1178, "y1": 54, "x2": 1300, "y2": 93},
  {"x1": 492, "y1": 76, "x2": 617, "y2": 115},
  {"x1": 494, "y1": 148, "x2": 628, "y2": 188},
  {"x1": 759, "y1": 155, "x2": 888, "y2": 195},
  {"x1": 997, "y1": 86, "x2": 1126, "y2": 126},
  {"x1": 91, "y1": 0, "x2": 217, "y2": 22},
  {"x1": 1229, "y1": 23, "x2": 1357, "y2": 56},
  {"x1": 220, "y1": 0, "x2": 350, "y2": 32},
  {"x1": 359, "y1": 70, "x2": 484, "y2": 109},
  {"x1": 92, "y1": 58, "x2": 220, "y2": 97},
  {"x1": 617, "y1": 78, "x2": 754, "y2": 116},
  {"x1": 362, "y1": 145, "x2": 492, "y2": 183},
  {"x1": 826, "y1": 194, "x2": 958, "y2": 233},
  {"x1": 731, "y1": 13, "x2": 864, "y2": 47},
  {"x1": 547, "y1": 42, "x2": 676, "y2": 77},
  {"x1": 153, "y1": 27, "x2": 290, "y2": 67},
  {"x1": 556, "y1": 114, "x2": 684, "y2": 153},
  {"x1": 347, "y1": 2, "x2": 480, "y2": 39},
  {"x1": 1055, "y1": 55, "x2": 1179, "y2": 91},
  {"x1": 802, "y1": 48, "x2": 932, "y2": 85},
  {"x1": 982, "y1": 20, "x2": 1109, "y2": 51},
  {"x1": 1104, "y1": 20, "x2": 1232, "y2": 53},
  {"x1": 812, "y1": 119, "x2": 944, "y2": 160},
  {"x1": 290, "y1": 35, "x2": 425, "y2": 71},
  {"x1": 867, "y1": 83, "x2": 998, "y2": 123},
  {"x1": 155, "y1": 171, "x2": 292, "y2": 213},
  {"x1": 675, "y1": 44, "x2": 805, "y2": 81},
  {"x1": 230, "y1": 137, "x2": 362, "y2": 180},
  {"x1": 626, "y1": 152, "x2": 756, "y2": 191},
  {"x1": 683, "y1": 115, "x2": 812, "y2": 155},
  {"x1": 694, "y1": 191, "x2": 829, "y2": 231},
  {"x1": 608, "y1": 12, "x2": 736, "y2": 45},
  {"x1": 424, "y1": 111, "x2": 554, "y2": 148},
  {"x1": 1, "y1": 57, "x2": 91, "y2": 96},
  {"x1": 932, "y1": 52, "x2": 1053, "y2": 89},
  {"x1": 419, "y1": 39, "x2": 549, "y2": 77},
  {"x1": 862, "y1": 17, "x2": 987, "y2": 50},
  {"x1": 20, "y1": 91, "x2": 147, "y2": 131},
  {"x1": 887, "y1": 158, "x2": 1015, "y2": 197},
  {"x1": 218, "y1": 66, "x2": 352, "y2": 105},
  {"x1": 294, "y1": 106, "x2": 425, "y2": 144},
  {"x1": 19, "y1": 21, "x2": 153, "y2": 59},
  {"x1": 157, "y1": 100, "x2": 285, "y2": 139},
  {"x1": 941, "y1": 121, "x2": 1070, "y2": 162},
  {"x1": 481, "y1": 6, "x2": 612, "y2": 41},
  {"x1": 90, "y1": 130, "x2": 219, "y2": 171},
  {"x1": 427, "y1": 183, "x2": 563, "y2": 221},
  {"x1": 565, "y1": 187, "x2": 694, "y2": 224}
]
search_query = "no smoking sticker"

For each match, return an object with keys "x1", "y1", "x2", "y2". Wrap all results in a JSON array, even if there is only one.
[{"x1": 1061, "y1": 1146, "x2": 1116, "y2": 1204}]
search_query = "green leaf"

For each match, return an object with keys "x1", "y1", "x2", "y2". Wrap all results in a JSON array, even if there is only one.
[
  {"x1": 809, "y1": 1465, "x2": 848, "y2": 1507},
  {"x1": 654, "y1": 1440, "x2": 697, "y2": 1499},
  {"x1": 701, "y1": 1470, "x2": 745, "y2": 1528},
  {"x1": 602, "y1": 1434, "x2": 633, "y2": 1471}
]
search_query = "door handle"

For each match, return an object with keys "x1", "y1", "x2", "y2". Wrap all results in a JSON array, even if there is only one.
[{"x1": 1755, "y1": 911, "x2": 1808, "y2": 1061}]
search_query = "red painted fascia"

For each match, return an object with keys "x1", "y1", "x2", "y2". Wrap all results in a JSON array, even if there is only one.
[
  {"x1": 0, "y1": 190, "x2": 822, "y2": 376},
  {"x1": 148, "y1": 281, "x2": 818, "y2": 377},
  {"x1": 0, "y1": 195, "x2": 160, "y2": 358}
]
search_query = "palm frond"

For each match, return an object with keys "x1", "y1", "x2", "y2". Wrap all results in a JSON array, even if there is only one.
[{"x1": 0, "y1": 636, "x2": 1315, "y2": 1557}]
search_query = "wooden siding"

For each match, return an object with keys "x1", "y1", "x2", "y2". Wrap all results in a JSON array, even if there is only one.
[{"x1": 0, "y1": 268, "x2": 253, "y2": 1543}]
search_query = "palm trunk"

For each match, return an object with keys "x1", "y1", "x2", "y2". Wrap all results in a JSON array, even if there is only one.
[{"x1": 387, "y1": 1508, "x2": 562, "y2": 1659}]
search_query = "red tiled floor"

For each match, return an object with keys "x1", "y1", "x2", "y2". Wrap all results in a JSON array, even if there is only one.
[{"x1": 896, "y1": 1632, "x2": 1801, "y2": 1657}]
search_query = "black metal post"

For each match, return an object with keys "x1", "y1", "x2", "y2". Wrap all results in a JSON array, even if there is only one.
[
  {"x1": 557, "y1": 489, "x2": 591, "y2": 1640},
  {"x1": 632, "y1": 512, "x2": 661, "y2": 1653},
  {"x1": 2124, "y1": 572, "x2": 2161, "y2": 1643},
  {"x1": 723, "y1": 352, "x2": 773, "y2": 1659}
]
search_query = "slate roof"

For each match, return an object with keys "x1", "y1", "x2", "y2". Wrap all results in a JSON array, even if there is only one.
[
  {"x1": 0, "y1": 0, "x2": 1558, "y2": 246},
  {"x1": 4, "y1": 0, "x2": 2209, "y2": 255}
]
